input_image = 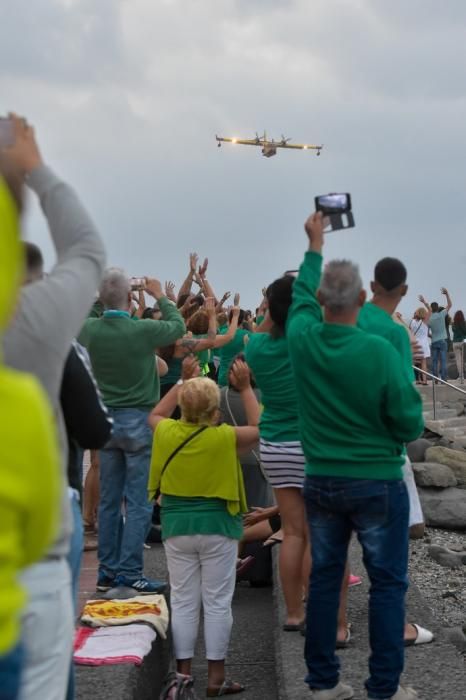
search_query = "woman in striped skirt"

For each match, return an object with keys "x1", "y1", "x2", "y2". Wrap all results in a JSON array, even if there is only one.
[{"x1": 245, "y1": 276, "x2": 309, "y2": 630}]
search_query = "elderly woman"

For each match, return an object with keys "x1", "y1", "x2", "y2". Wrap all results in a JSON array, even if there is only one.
[{"x1": 148, "y1": 357, "x2": 259, "y2": 697}]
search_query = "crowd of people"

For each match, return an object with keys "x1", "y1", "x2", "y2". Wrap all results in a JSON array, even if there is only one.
[{"x1": 1, "y1": 113, "x2": 456, "y2": 700}]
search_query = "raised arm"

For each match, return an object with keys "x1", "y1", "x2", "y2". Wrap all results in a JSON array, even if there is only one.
[
  {"x1": 177, "y1": 253, "x2": 198, "y2": 301},
  {"x1": 229, "y1": 359, "x2": 260, "y2": 453},
  {"x1": 287, "y1": 211, "x2": 324, "y2": 338},
  {"x1": 148, "y1": 356, "x2": 200, "y2": 430},
  {"x1": 2, "y1": 114, "x2": 106, "y2": 393},
  {"x1": 441, "y1": 287, "x2": 452, "y2": 313},
  {"x1": 418, "y1": 295, "x2": 432, "y2": 323},
  {"x1": 144, "y1": 278, "x2": 186, "y2": 345}
]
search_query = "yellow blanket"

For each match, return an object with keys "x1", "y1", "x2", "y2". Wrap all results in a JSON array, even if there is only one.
[{"x1": 80, "y1": 595, "x2": 169, "y2": 640}]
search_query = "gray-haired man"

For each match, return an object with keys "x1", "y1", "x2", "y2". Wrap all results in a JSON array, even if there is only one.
[
  {"x1": 287, "y1": 212, "x2": 423, "y2": 700},
  {"x1": 79, "y1": 268, "x2": 185, "y2": 594}
]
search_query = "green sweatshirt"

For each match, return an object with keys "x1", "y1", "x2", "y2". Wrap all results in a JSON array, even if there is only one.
[
  {"x1": 358, "y1": 303, "x2": 414, "y2": 382},
  {"x1": 287, "y1": 251, "x2": 424, "y2": 480},
  {"x1": 79, "y1": 297, "x2": 185, "y2": 408}
]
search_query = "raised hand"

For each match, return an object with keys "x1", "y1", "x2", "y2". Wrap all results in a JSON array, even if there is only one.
[
  {"x1": 144, "y1": 278, "x2": 163, "y2": 299},
  {"x1": 189, "y1": 252, "x2": 199, "y2": 273},
  {"x1": 441, "y1": 287, "x2": 448, "y2": 296},
  {"x1": 199, "y1": 257, "x2": 209, "y2": 278},
  {"x1": 165, "y1": 280, "x2": 176, "y2": 302},
  {"x1": 2, "y1": 112, "x2": 43, "y2": 176},
  {"x1": 181, "y1": 355, "x2": 201, "y2": 380},
  {"x1": 304, "y1": 211, "x2": 325, "y2": 252},
  {"x1": 229, "y1": 358, "x2": 251, "y2": 392},
  {"x1": 205, "y1": 297, "x2": 216, "y2": 315}
]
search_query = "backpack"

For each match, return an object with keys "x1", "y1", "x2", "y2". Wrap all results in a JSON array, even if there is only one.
[{"x1": 159, "y1": 672, "x2": 200, "y2": 700}]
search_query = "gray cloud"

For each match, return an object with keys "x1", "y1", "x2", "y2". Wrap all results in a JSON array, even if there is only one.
[{"x1": 3, "y1": 0, "x2": 466, "y2": 313}]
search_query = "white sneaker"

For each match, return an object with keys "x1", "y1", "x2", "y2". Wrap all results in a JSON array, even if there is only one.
[
  {"x1": 369, "y1": 686, "x2": 419, "y2": 700},
  {"x1": 310, "y1": 682, "x2": 354, "y2": 699}
]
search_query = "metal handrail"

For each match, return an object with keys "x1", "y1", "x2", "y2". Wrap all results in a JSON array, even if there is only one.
[{"x1": 413, "y1": 366, "x2": 466, "y2": 420}]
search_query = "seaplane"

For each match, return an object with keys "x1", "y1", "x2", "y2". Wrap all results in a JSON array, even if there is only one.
[{"x1": 215, "y1": 131, "x2": 323, "y2": 158}]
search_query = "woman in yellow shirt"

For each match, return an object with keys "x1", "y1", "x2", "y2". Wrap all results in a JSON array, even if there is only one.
[
  {"x1": 148, "y1": 357, "x2": 259, "y2": 697},
  {"x1": 0, "y1": 172, "x2": 60, "y2": 699}
]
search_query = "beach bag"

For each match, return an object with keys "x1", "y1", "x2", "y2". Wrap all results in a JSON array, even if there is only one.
[{"x1": 159, "y1": 672, "x2": 200, "y2": 700}]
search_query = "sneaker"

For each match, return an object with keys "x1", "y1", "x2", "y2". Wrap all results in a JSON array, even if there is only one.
[
  {"x1": 115, "y1": 575, "x2": 167, "y2": 594},
  {"x1": 96, "y1": 572, "x2": 116, "y2": 592},
  {"x1": 310, "y1": 682, "x2": 354, "y2": 699},
  {"x1": 369, "y1": 686, "x2": 418, "y2": 700},
  {"x1": 348, "y1": 574, "x2": 362, "y2": 587}
]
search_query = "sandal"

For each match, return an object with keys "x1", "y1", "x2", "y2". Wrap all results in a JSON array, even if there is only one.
[
  {"x1": 336, "y1": 624, "x2": 352, "y2": 649},
  {"x1": 283, "y1": 620, "x2": 305, "y2": 632},
  {"x1": 404, "y1": 623, "x2": 434, "y2": 646},
  {"x1": 206, "y1": 680, "x2": 245, "y2": 696}
]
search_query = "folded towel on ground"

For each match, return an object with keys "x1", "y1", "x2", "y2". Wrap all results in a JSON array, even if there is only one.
[
  {"x1": 73, "y1": 624, "x2": 156, "y2": 666},
  {"x1": 80, "y1": 595, "x2": 169, "y2": 639}
]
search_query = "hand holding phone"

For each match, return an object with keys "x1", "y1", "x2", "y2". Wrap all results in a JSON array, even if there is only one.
[{"x1": 314, "y1": 193, "x2": 354, "y2": 232}]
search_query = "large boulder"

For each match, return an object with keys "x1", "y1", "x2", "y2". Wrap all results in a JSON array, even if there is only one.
[
  {"x1": 406, "y1": 438, "x2": 432, "y2": 463},
  {"x1": 425, "y1": 446, "x2": 466, "y2": 488},
  {"x1": 418, "y1": 487, "x2": 466, "y2": 530},
  {"x1": 412, "y1": 462, "x2": 457, "y2": 488}
]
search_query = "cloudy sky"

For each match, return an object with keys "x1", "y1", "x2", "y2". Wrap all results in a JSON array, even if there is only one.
[{"x1": 3, "y1": 0, "x2": 466, "y2": 315}]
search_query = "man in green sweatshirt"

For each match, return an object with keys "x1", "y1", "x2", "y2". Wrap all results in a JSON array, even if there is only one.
[
  {"x1": 287, "y1": 212, "x2": 423, "y2": 700},
  {"x1": 80, "y1": 269, "x2": 185, "y2": 594}
]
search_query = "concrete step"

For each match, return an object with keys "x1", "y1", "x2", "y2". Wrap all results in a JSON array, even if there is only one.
[{"x1": 423, "y1": 409, "x2": 458, "y2": 421}]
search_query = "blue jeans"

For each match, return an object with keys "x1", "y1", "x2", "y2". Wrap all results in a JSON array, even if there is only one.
[
  {"x1": 431, "y1": 339, "x2": 447, "y2": 380},
  {"x1": 98, "y1": 408, "x2": 153, "y2": 579},
  {"x1": 66, "y1": 490, "x2": 84, "y2": 700},
  {"x1": 303, "y1": 476, "x2": 409, "y2": 699},
  {"x1": 0, "y1": 644, "x2": 23, "y2": 700}
]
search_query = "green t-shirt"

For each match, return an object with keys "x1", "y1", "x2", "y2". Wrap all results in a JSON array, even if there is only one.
[
  {"x1": 287, "y1": 251, "x2": 424, "y2": 481},
  {"x1": 245, "y1": 333, "x2": 300, "y2": 442},
  {"x1": 78, "y1": 298, "x2": 185, "y2": 408},
  {"x1": 160, "y1": 356, "x2": 183, "y2": 387},
  {"x1": 452, "y1": 323, "x2": 466, "y2": 343},
  {"x1": 161, "y1": 495, "x2": 242, "y2": 540},
  {"x1": 217, "y1": 329, "x2": 249, "y2": 386}
]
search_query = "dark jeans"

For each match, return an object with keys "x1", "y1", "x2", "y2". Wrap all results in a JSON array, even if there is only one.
[
  {"x1": 431, "y1": 339, "x2": 448, "y2": 380},
  {"x1": 303, "y1": 476, "x2": 409, "y2": 699},
  {"x1": 0, "y1": 644, "x2": 23, "y2": 700},
  {"x1": 98, "y1": 408, "x2": 153, "y2": 580}
]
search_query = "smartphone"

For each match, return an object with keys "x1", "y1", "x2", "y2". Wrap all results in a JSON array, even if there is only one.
[
  {"x1": 130, "y1": 277, "x2": 146, "y2": 291},
  {"x1": 0, "y1": 117, "x2": 14, "y2": 148},
  {"x1": 315, "y1": 193, "x2": 351, "y2": 216}
]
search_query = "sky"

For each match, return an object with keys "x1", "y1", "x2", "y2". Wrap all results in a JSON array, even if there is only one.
[{"x1": 2, "y1": 0, "x2": 466, "y2": 315}]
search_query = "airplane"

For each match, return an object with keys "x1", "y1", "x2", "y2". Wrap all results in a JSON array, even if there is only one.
[{"x1": 215, "y1": 131, "x2": 323, "y2": 158}]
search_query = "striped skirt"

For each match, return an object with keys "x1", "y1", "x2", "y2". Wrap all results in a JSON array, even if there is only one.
[{"x1": 259, "y1": 439, "x2": 305, "y2": 489}]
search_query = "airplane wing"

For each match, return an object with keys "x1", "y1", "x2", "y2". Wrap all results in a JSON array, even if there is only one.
[
  {"x1": 216, "y1": 136, "x2": 261, "y2": 146},
  {"x1": 277, "y1": 142, "x2": 323, "y2": 151}
]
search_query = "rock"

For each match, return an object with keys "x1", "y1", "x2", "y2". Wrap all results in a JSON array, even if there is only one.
[
  {"x1": 447, "y1": 627, "x2": 466, "y2": 653},
  {"x1": 407, "y1": 438, "x2": 432, "y2": 463},
  {"x1": 428, "y1": 544, "x2": 466, "y2": 568},
  {"x1": 437, "y1": 437, "x2": 453, "y2": 447},
  {"x1": 425, "y1": 446, "x2": 466, "y2": 488},
  {"x1": 412, "y1": 462, "x2": 457, "y2": 488},
  {"x1": 418, "y1": 487, "x2": 466, "y2": 530}
]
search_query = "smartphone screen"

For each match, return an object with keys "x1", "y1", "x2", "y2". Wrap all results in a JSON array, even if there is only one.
[{"x1": 315, "y1": 193, "x2": 351, "y2": 215}]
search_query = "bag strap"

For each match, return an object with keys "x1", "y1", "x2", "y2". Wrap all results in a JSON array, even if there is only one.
[{"x1": 161, "y1": 426, "x2": 208, "y2": 477}]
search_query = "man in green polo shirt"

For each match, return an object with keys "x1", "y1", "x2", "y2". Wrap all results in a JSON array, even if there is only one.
[
  {"x1": 79, "y1": 269, "x2": 185, "y2": 594},
  {"x1": 287, "y1": 212, "x2": 423, "y2": 700}
]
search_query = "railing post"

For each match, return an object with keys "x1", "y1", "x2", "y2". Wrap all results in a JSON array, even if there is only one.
[{"x1": 432, "y1": 378, "x2": 437, "y2": 420}]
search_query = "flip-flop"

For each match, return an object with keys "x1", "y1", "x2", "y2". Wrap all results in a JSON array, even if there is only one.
[
  {"x1": 206, "y1": 680, "x2": 245, "y2": 696},
  {"x1": 404, "y1": 623, "x2": 434, "y2": 646},
  {"x1": 336, "y1": 624, "x2": 352, "y2": 649}
]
